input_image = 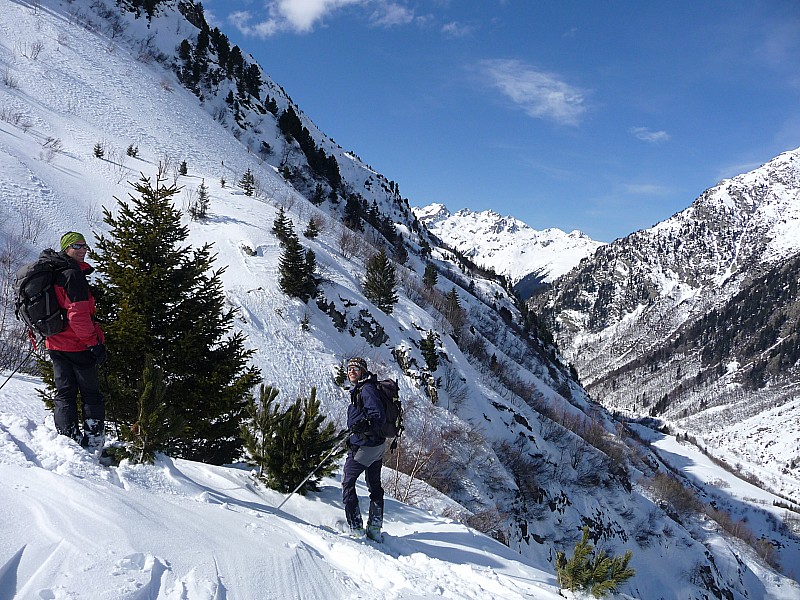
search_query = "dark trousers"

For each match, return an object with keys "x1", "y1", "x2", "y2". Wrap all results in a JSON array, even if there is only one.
[
  {"x1": 342, "y1": 450, "x2": 384, "y2": 530},
  {"x1": 50, "y1": 349, "x2": 104, "y2": 440}
]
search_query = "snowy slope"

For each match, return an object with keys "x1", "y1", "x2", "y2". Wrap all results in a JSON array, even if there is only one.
[
  {"x1": 413, "y1": 203, "x2": 603, "y2": 284},
  {"x1": 0, "y1": 377, "x2": 562, "y2": 600},
  {"x1": 1, "y1": 1, "x2": 798, "y2": 598}
]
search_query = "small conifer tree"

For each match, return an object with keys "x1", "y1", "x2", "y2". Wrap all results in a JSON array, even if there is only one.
[
  {"x1": 239, "y1": 168, "x2": 256, "y2": 196},
  {"x1": 118, "y1": 357, "x2": 184, "y2": 464},
  {"x1": 303, "y1": 217, "x2": 320, "y2": 238},
  {"x1": 555, "y1": 526, "x2": 635, "y2": 598},
  {"x1": 363, "y1": 247, "x2": 398, "y2": 314},
  {"x1": 189, "y1": 179, "x2": 210, "y2": 221},
  {"x1": 93, "y1": 142, "x2": 104, "y2": 158},
  {"x1": 242, "y1": 386, "x2": 345, "y2": 494},
  {"x1": 278, "y1": 230, "x2": 317, "y2": 302},
  {"x1": 178, "y1": 160, "x2": 188, "y2": 176},
  {"x1": 272, "y1": 206, "x2": 291, "y2": 243},
  {"x1": 423, "y1": 263, "x2": 438, "y2": 288},
  {"x1": 126, "y1": 144, "x2": 139, "y2": 158},
  {"x1": 420, "y1": 330, "x2": 439, "y2": 372},
  {"x1": 241, "y1": 384, "x2": 281, "y2": 479}
]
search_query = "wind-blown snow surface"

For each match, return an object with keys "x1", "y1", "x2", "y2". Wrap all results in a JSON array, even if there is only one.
[
  {"x1": 413, "y1": 204, "x2": 603, "y2": 284},
  {"x1": 0, "y1": 377, "x2": 562, "y2": 600}
]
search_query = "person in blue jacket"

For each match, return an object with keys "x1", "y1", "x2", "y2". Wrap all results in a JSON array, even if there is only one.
[{"x1": 342, "y1": 357, "x2": 387, "y2": 540}]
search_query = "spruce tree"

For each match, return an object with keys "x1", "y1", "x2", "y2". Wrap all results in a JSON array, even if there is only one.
[
  {"x1": 189, "y1": 179, "x2": 210, "y2": 221},
  {"x1": 272, "y1": 206, "x2": 291, "y2": 243},
  {"x1": 423, "y1": 263, "x2": 438, "y2": 288},
  {"x1": 343, "y1": 194, "x2": 363, "y2": 231},
  {"x1": 93, "y1": 173, "x2": 261, "y2": 464},
  {"x1": 303, "y1": 217, "x2": 320, "y2": 239},
  {"x1": 239, "y1": 168, "x2": 256, "y2": 196},
  {"x1": 118, "y1": 357, "x2": 184, "y2": 465},
  {"x1": 420, "y1": 330, "x2": 439, "y2": 372},
  {"x1": 178, "y1": 160, "x2": 188, "y2": 176},
  {"x1": 278, "y1": 230, "x2": 316, "y2": 302},
  {"x1": 363, "y1": 247, "x2": 398, "y2": 314}
]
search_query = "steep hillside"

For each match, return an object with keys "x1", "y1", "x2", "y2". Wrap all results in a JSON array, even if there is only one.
[
  {"x1": 531, "y1": 149, "x2": 800, "y2": 500},
  {"x1": 0, "y1": 1, "x2": 797, "y2": 597}
]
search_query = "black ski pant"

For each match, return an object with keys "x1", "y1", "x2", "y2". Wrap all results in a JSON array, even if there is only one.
[
  {"x1": 342, "y1": 449, "x2": 384, "y2": 530},
  {"x1": 50, "y1": 349, "x2": 104, "y2": 440}
]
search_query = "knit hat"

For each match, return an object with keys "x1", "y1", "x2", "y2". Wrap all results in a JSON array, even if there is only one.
[
  {"x1": 347, "y1": 357, "x2": 368, "y2": 373},
  {"x1": 60, "y1": 231, "x2": 86, "y2": 251}
]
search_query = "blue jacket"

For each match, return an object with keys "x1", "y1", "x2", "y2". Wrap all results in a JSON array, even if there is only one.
[{"x1": 347, "y1": 374, "x2": 387, "y2": 447}]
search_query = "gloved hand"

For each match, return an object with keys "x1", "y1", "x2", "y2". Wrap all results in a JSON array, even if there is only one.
[
  {"x1": 351, "y1": 419, "x2": 372, "y2": 435},
  {"x1": 89, "y1": 343, "x2": 107, "y2": 366}
]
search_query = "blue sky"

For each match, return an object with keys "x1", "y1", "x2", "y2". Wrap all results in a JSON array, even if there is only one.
[{"x1": 205, "y1": 0, "x2": 800, "y2": 242}]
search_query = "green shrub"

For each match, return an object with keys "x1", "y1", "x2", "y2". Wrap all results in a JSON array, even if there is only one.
[{"x1": 555, "y1": 526, "x2": 635, "y2": 597}]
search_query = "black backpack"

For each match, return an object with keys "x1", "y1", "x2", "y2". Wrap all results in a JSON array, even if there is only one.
[
  {"x1": 15, "y1": 249, "x2": 71, "y2": 338},
  {"x1": 371, "y1": 379, "x2": 404, "y2": 450}
]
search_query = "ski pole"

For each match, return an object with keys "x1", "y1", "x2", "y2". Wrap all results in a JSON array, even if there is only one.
[
  {"x1": 0, "y1": 344, "x2": 37, "y2": 393},
  {"x1": 276, "y1": 431, "x2": 349, "y2": 511}
]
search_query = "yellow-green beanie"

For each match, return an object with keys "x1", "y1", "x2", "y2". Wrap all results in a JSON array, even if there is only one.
[{"x1": 60, "y1": 231, "x2": 86, "y2": 251}]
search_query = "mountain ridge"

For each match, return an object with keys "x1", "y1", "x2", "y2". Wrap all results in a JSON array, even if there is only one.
[{"x1": 413, "y1": 202, "x2": 604, "y2": 290}]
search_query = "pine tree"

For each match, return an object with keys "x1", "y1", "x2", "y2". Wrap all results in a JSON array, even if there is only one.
[
  {"x1": 444, "y1": 286, "x2": 466, "y2": 329},
  {"x1": 423, "y1": 263, "x2": 438, "y2": 288},
  {"x1": 118, "y1": 357, "x2": 184, "y2": 465},
  {"x1": 189, "y1": 179, "x2": 210, "y2": 221},
  {"x1": 93, "y1": 142, "x2": 104, "y2": 158},
  {"x1": 555, "y1": 526, "x2": 635, "y2": 598},
  {"x1": 278, "y1": 230, "x2": 316, "y2": 302},
  {"x1": 239, "y1": 168, "x2": 256, "y2": 196},
  {"x1": 241, "y1": 384, "x2": 281, "y2": 479},
  {"x1": 178, "y1": 160, "x2": 188, "y2": 176},
  {"x1": 363, "y1": 248, "x2": 398, "y2": 314},
  {"x1": 420, "y1": 330, "x2": 439, "y2": 372},
  {"x1": 93, "y1": 173, "x2": 261, "y2": 464},
  {"x1": 241, "y1": 386, "x2": 345, "y2": 493},
  {"x1": 303, "y1": 217, "x2": 320, "y2": 239},
  {"x1": 272, "y1": 206, "x2": 291, "y2": 243},
  {"x1": 343, "y1": 194, "x2": 363, "y2": 231}
]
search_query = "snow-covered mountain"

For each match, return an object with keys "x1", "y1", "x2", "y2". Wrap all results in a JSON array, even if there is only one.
[
  {"x1": 1, "y1": 1, "x2": 798, "y2": 598},
  {"x1": 531, "y1": 148, "x2": 800, "y2": 502},
  {"x1": 414, "y1": 203, "x2": 604, "y2": 291}
]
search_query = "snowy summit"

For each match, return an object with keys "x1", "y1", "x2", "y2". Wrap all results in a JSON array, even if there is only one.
[{"x1": 413, "y1": 203, "x2": 604, "y2": 285}]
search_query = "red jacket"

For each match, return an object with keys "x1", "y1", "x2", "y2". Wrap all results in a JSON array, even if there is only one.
[{"x1": 45, "y1": 256, "x2": 104, "y2": 352}]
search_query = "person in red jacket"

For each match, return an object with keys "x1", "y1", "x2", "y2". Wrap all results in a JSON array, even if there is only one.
[{"x1": 46, "y1": 232, "x2": 107, "y2": 448}]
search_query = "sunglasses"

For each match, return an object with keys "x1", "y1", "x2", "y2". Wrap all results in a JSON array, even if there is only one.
[
  {"x1": 68, "y1": 243, "x2": 90, "y2": 250},
  {"x1": 347, "y1": 367, "x2": 362, "y2": 373}
]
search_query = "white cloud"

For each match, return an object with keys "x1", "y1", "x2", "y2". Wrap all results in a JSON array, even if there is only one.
[
  {"x1": 229, "y1": 0, "x2": 366, "y2": 36},
  {"x1": 630, "y1": 127, "x2": 670, "y2": 143},
  {"x1": 369, "y1": 2, "x2": 415, "y2": 27},
  {"x1": 479, "y1": 59, "x2": 587, "y2": 126},
  {"x1": 441, "y1": 21, "x2": 473, "y2": 38}
]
